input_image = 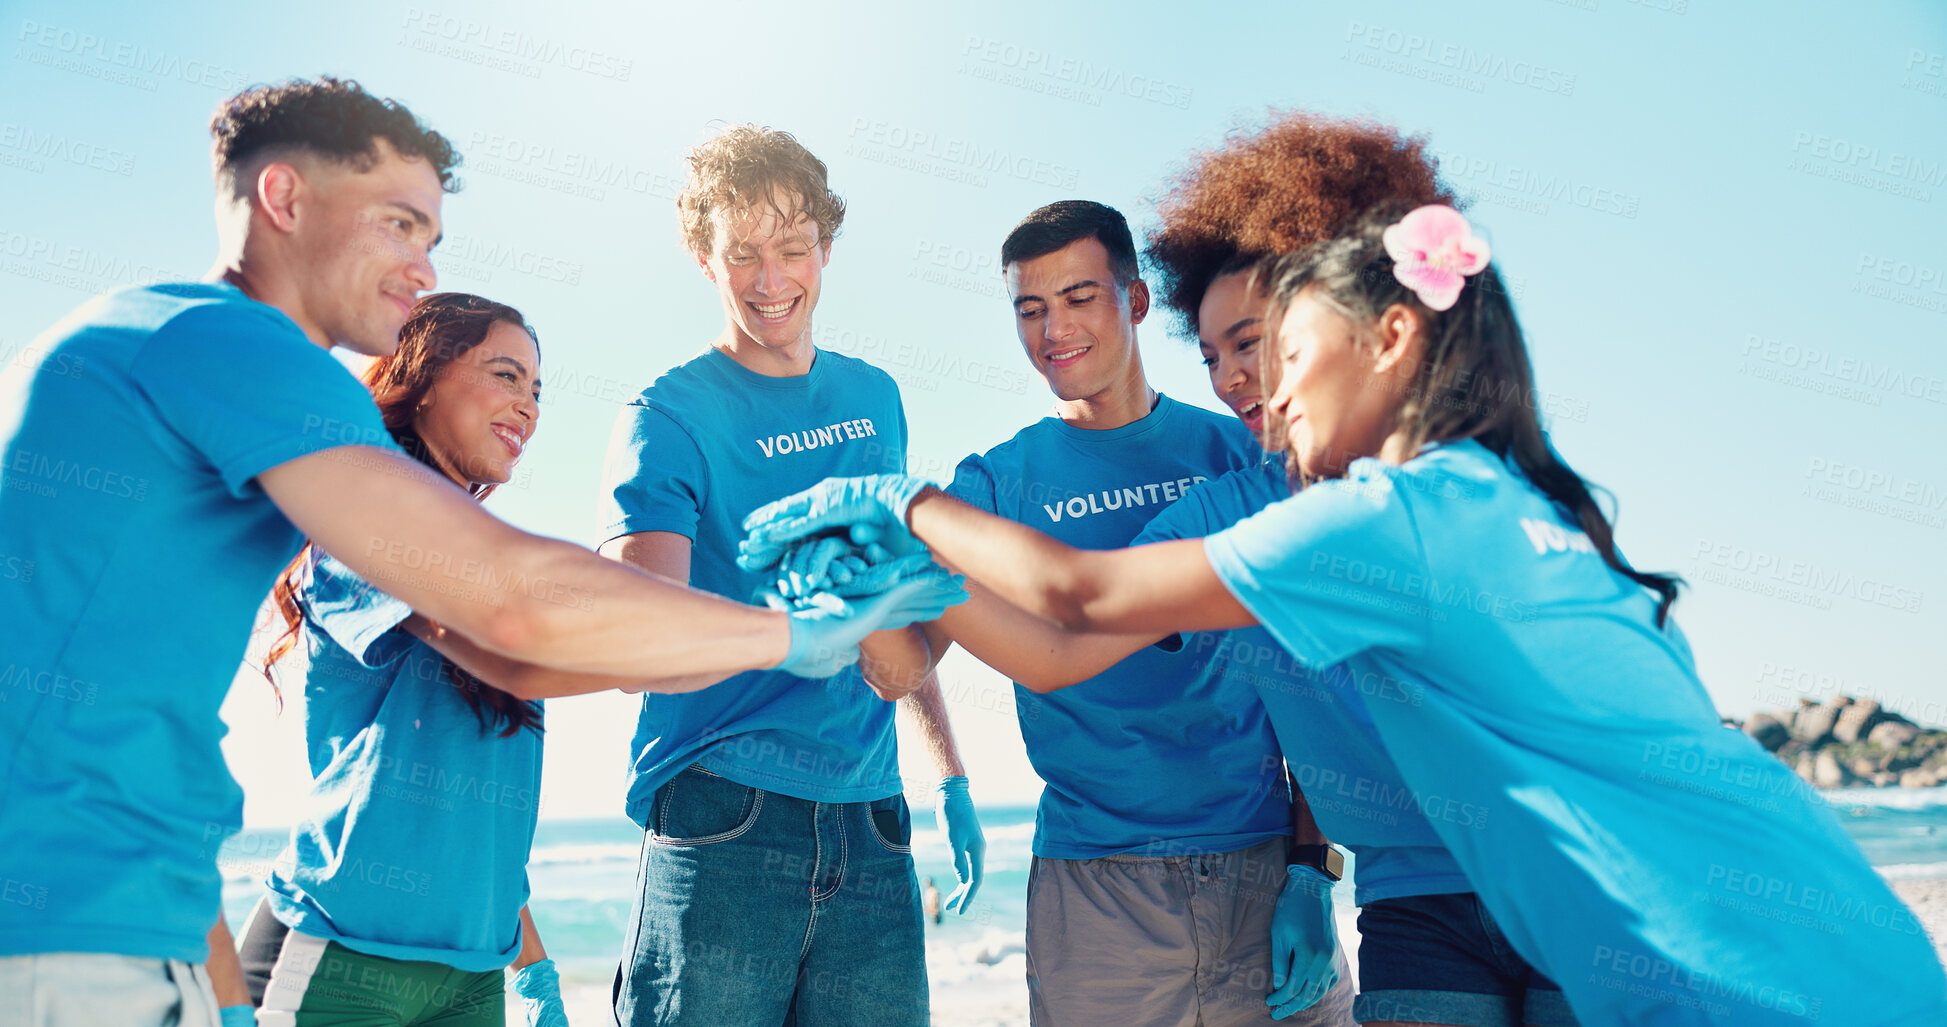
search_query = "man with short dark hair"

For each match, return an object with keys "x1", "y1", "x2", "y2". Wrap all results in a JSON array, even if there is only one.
[
  {"x1": 920, "y1": 200, "x2": 1355, "y2": 1025},
  {"x1": 0, "y1": 80, "x2": 952, "y2": 1027}
]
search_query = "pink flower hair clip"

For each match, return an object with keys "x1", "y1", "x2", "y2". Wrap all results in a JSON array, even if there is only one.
[{"x1": 1381, "y1": 205, "x2": 1491, "y2": 311}]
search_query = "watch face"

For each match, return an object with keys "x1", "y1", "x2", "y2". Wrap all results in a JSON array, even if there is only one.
[{"x1": 1293, "y1": 844, "x2": 1345, "y2": 881}]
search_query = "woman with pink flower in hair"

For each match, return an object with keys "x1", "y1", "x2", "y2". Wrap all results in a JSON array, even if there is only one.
[{"x1": 740, "y1": 201, "x2": 1947, "y2": 1025}]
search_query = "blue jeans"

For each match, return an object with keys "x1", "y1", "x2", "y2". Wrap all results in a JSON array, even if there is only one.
[{"x1": 614, "y1": 764, "x2": 928, "y2": 1027}]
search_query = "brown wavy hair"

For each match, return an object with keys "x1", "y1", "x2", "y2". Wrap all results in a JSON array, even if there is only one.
[
  {"x1": 262, "y1": 293, "x2": 543, "y2": 737},
  {"x1": 1144, "y1": 109, "x2": 1456, "y2": 338},
  {"x1": 678, "y1": 123, "x2": 846, "y2": 256}
]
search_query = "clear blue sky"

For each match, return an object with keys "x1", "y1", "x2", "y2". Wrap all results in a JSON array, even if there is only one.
[{"x1": 4, "y1": 0, "x2": 1942, "y2": 819}]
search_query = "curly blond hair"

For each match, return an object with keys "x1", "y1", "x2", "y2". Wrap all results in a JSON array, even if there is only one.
[{"x1": 677, "y1": 124, "x2": 845, "y2": 256}]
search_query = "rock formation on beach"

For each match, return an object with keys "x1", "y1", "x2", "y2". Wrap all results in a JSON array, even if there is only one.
[{"x1": 1735, "y1": 696, "x2": 1947, "y2": 788}]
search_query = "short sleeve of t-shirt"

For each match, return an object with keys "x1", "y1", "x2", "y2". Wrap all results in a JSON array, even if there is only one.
[
  {"x1": 1133, "y1": 486, "x2": 1222, "y2": 545},
  {"x1": 946, "y1": 453, "x2": 997, "y2": 514},
  {"x1": 598, "y1": 402, "x2": 710, "y2": 544},
  {"x1": 1204, "y1": 471, "x2": 1430, "y2": 668},
  {"x1": 301, "y1": 552, "x2": 414, "y2": 668},
  {"x1": 890, "y1": 402, "x2": 911, "y2": 476},
  {"x1": 126, "y1": 301, "x2": 393, "y2": 499}
]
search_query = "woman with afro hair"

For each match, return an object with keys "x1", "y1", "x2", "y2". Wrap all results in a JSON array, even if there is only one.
[{"x1": 1133, "y1": 111, "x2": 1577, "y2": 1027}]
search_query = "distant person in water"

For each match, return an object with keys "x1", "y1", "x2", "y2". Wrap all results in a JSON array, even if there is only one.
[{"x1": 923, "y1": 878, "x2": 943, "y2": 926}]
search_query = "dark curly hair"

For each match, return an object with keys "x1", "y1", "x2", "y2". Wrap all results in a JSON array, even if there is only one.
[
  {"x1": 679, "y1": 123, "x2": 845, "y2": 256},
  {"x1": 210, "y1": 76, "x2": 461, "y2": 192},
  {"x1": 1144, "y1": 109, "x2": 1455, "y2": 338}
]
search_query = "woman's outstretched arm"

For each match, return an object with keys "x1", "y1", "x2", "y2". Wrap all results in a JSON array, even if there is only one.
[
  {"x1": 906, "y1": 489, "x2": 1255, "y2": 637},
  {"x1": 929, "y1": 580, "x2": 1177, "y2": 693}
]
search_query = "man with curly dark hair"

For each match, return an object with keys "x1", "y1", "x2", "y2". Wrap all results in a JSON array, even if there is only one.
[
  {"x1": 0, "y1": 74, "x2": 467, "y2": 1027},
  {"x1": 204, "y1": 76, "x2": 462, "y2": 354},
  {"x1": 0, "y1": 80, "x2": 962, "y2": 1027}
]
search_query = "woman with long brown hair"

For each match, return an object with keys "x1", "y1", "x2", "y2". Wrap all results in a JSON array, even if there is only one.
[{"x1": 235, "y1": 293, "x2": 567, "y2": 1026}]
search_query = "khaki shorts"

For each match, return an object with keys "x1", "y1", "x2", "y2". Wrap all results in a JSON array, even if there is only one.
[
  {"x1": 1025, "y1": 836, "x2": 1355, "y2": 1027},
  {"x1": 0, "y1": 952, "x2": 220, "y2": 1027}
]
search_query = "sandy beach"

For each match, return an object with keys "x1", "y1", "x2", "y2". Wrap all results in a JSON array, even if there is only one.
[
  {"x1": 1891, "y1": 876, "x2": 1947, "y2": 964},
  {"x1": 915, "y1": 878, "x2": 1947, "y2": 1027}
]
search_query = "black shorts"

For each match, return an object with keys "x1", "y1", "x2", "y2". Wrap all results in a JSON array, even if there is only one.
[{"x1": 1352, "y1": 892, "x2": 1577, "y2": 1026}]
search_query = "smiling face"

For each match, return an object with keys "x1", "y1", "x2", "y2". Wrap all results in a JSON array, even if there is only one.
[
  {"x1": 696, "y1": 194, "x2": 829, "y2": 358},
  {"x1": 412, "y1": 320, "x2": 541, "y2": 488},
  {"x1": 1263, "y1": 288, "x2": 1423, "y2": 479},
  {"x1": 1197, "y1": 269, "x2": 1271, "y2": 441},
  {"x1": 287, "y1": 139, "x2": 444, "y2": 357},
  {"x1": 1006, "y1": 237, "x2": 1149, "y2": 403}
]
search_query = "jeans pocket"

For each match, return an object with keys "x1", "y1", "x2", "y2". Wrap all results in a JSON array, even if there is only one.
[
  {"x1": 652, "y1": 765, "x2": 763, "y2": 846},
  {"x1": 866, "y1": 794, "x2": 912, "y2": 853}
]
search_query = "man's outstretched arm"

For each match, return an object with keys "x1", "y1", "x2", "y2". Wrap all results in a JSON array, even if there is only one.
[{"x1": 265, "y1": 446, "x2": 810, "y2": 678}]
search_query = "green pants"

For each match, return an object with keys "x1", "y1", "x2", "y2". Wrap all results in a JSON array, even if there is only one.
[{"x1": 255, "y1": 931, "x2": 503, "y2": 1027}]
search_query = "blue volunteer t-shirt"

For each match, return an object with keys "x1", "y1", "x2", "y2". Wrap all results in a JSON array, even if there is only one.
[
  {"x1": 1133, "y1": 454, "x2": 1470, "y2": 906},
  {"x1": 598, "y1": 347, "x2": 909, "y2": 821},
  {"x1": 0, "y1": 282, "x2": 396, "y2": 963},
  {"x1": 1205, "y1": 439, "x2": 1947, "y2": 1025},
  {"x1": 263, "y1": 552, "x2": 542, "y2": 971},
  {"x1": 948, "y1": 394, "x2": 1279, "y2": 859}
]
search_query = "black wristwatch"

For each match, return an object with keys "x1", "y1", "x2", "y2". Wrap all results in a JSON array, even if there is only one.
[{"x1": 1289, "y1": 843, "x2": 1344, "y2": 882}]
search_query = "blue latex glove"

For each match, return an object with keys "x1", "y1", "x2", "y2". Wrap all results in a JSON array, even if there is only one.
[
  {"x1": 219, "y1": 1005, "x2": 256, "y2": 1027},
  {"x1": 778, "y1": 534, "x2": 852, "y2": 599},
  {"x1": 936, "y1": 776, "x2": 985, "y2": 914},
  {"x1": 1266, "y1": 865, "x2": 1340, "y2": 1017},
  {"x1": 777, "y1": 536, "x2": 939, "y2": 602},
  {"x1": 826, "y1": 551, "x2": 942, "y2": 598},
  {"x1": 775, "y1": 571, "x2": 968, "y2": 678},
  {"x1": 824, "y1": 553, "x2": 869, "y2": 589},
  {"x1": 740, "y1": 475, "x2": 931, "y2": 572},
  {"x1": 511, "y1": 957, "x2": 570, "y2": 1027},
  {"x1": 847, "y1": 519, "x2": 925, "y2": 559}
]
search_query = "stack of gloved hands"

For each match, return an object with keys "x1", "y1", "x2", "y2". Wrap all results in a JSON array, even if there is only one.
[
  {"x1": 738, "y1": 474, "x2": 932, "y2": 578},
  {"x1": 741, "y1": 474, "x2": 1341, "y2": 1016},
  {"x1": 742, "y1": 473, "x2": 959, "y2": 680},
  {"x1": 752, "y1": 522, "x2": 938, "y2": 610},
  {"x1": 746, "y1": 477, "x2": 968, "y2": 680},
  {"x1": 740, "y1": 478, "x2": 986, "y2": 918}
]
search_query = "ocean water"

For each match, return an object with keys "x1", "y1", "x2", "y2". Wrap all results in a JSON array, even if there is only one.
[
  {"x1": 216, "y1": 805, "x2": 1047, "y2": 993},
  {"x1": 217, "y1": 788, "x2": 1947, "y2": 999},
  {"x1": 1814, "y1": 786, "x2": 1947, "y2": 878}
]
